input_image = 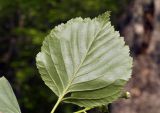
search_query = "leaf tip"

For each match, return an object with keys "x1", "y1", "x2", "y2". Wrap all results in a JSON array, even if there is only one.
[
  {"x1": 0, "y1": 76, "x2": 6, "y2": 81},
  {"x1": 96, "y1": 11, "x2": 111, "y2": 22}
]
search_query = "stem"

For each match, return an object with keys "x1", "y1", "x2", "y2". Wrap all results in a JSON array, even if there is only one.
[
  {"x1": 50, "y1": 84, "x2": 70, "y2": 113},
  {"x1": 50, "y1": 96, "x2": 63, "y2": 113},
  {"x1": 74, "y1": 108, "x2": 92, "y2": 113}
]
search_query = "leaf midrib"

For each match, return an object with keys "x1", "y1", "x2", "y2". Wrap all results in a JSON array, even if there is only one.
[{"x1": 61, "y1": 23, "x2": 105, "y2": 98}]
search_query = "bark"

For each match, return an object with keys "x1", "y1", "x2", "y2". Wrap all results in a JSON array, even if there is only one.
[{"x1": 112, "y1": 0, "x2": 160, "y2": 113}]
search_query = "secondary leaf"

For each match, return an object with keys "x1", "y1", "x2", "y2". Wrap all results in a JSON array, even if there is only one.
[
  {"x1": 0, "y1": 77, "x2": 21, "y2": 113},
  {"x1": 36, "y1": 11, "x2": 132, "y2": 110}
]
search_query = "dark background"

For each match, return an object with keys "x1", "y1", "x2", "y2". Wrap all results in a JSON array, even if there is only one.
[{"x1": 0, "y1": 0, "x2": 160, "y2": 113}]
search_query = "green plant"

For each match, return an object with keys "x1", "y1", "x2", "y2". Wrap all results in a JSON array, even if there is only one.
[{"x1": 0, "y1": 12, "x2": 132, "y2": 113}]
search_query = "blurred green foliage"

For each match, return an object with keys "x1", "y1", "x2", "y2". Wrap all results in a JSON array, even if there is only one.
[{"x1": 0, "y1": 0, "x2": 130, "y2": 113}]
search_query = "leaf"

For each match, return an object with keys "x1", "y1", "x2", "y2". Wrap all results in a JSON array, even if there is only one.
[
  {"x1": 0, "y1": 77, "x2": 21, "y2": 113},
  {"x1": 36, "y1": 11, "x2": 132, "y2": 108}
]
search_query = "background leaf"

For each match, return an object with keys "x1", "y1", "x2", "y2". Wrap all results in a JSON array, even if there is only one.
[
  {"x1": 36, "y1": 12, "x2": 132, "y2": 108},
  {"x1": 0, "y1": 77, "x2": 21, "y2": 113}
]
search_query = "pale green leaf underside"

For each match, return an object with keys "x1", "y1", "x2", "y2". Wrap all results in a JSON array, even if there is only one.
[
  {"x1": 0, "y1": 77, "x2": 21, "y2": 113},
  {"x1": 36, "y1": 12, "x2": 132, "y2": 107}
]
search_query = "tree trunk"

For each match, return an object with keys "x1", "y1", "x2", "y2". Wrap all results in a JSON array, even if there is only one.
[{"x1": 111, "y1": 0, "x2": 160, "y2": 113}]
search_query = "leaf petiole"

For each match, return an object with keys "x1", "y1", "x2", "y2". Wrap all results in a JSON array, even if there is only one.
[{"x1": 50, "y1": 95, "x2": 64, "y2": 113}]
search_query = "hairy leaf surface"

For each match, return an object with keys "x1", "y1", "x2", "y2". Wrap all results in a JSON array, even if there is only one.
[
  {"x1": 0, "y1": 77, "x2": 21, "y2": 113},
  {"x1": 36, "y1": 12, "x2": 132, "y2": 107}
]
